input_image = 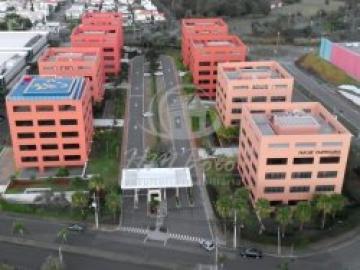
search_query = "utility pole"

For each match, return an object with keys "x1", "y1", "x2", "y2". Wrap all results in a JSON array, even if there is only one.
[
  {"x1": 233, "y1": 210, "x2": 237, "y2": 249},
  {"x1": 277, "y1": 226, "x2": 281, "y2": 255},
  {"x1": 92, "y1": 193, "x2": 99, "y2": 229}
]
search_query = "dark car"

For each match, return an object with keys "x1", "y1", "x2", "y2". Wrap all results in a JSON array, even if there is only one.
[
  {"x1": 0, "y1": 114, "x2": 5, "y2": 123},
  {"x1": 67, "y1": 224, "x2": 86, "y2": 232},
  {"x1": 239, "y1": 247, "x2": 263, "y2": 259}
]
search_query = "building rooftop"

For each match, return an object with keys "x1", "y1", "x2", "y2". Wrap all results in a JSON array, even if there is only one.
[
  {"x1": 0, "y1": 52, "x2": 27, "y2": 77},
  {"x1": 0, "y1": 31, "x2": 48, "y2": 50},
  {"x1": 7, "y1": 75, "x2": 85, "y2": 101},
  {"x1": 221, "y1": 62, "x2": 291, "y2": 81},
  {"x1": 183, "y1": 18, "x2": 227, "y2": 28},
  {"x1": 40, "y1": 48, "x2": 99, "y2": 62},
  {"x1": 252, "y1": 110, "x2": 336, "y2": 136}
]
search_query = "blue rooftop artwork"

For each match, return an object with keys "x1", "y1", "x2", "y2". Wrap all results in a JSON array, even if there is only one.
[{"x1": 7, "y1": 76, "x2": 85, "y2": 101}]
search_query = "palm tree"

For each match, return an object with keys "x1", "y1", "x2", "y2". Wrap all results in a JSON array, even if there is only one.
[
  {"x1": 294, "y1": 201, "x2": 312, "y2": 231},
  {"x1": 105, "y1": 192, "x2": 121, "y2": 222},
  {"x1": 71, "y1": 192, "x2": 89, "y2": 218},
  {"x1": 88, "y1": 175, "x2": 105, "y2": 215},
  {"x1": 275, "y1": 207, "x2": 292, "y2": 238},
  {"x1": 315, "y1": 194, "x2": 333, "y2": 229},
  {"x1": 233, "y1": 196, "x2": 249, "y2": 242},
  {"x1": 12, "y1": 221, "x2": 26, "y2": 237},
  {"x1": 329, "y1": 194, "x2": 346, "y2": 219},
  {"x1": 216, "y1": 196, "x2": 232, "y2": 234},
  {"x1": 40, "y1": 255, "x2": 64, "y2": 270},
  {"x1": 57, "y1": 228, "x2": 69, "y2": 265},
  {"x1": 255, "y1": 198, "x2": 272, "y2": 234}
]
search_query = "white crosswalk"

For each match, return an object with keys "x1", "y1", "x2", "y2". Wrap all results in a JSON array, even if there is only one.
[{"x1": 119, "y1": 226, "x2": 148, "y2": 235}]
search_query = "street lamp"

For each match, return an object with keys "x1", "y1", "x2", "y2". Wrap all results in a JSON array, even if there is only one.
[{"x1": 91, "y1": 193, "x2": 99, "y2": 229}]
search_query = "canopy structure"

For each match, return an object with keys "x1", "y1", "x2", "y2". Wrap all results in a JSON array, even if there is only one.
[{"x1": 121, "y1": 167, "x2": 193, "y2": 190}]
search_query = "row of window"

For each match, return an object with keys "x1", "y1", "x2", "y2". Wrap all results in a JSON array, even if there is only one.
[
  {"x1": 232, "y1": 96, "x2": 286, "y2": 103},
  {"x1": 17, "y1": 131, "x2": 79, "y2": 139},
  {"x1": 15, "y1": 119, "x2": 78, "y2": 127},
  {"x1": 268, "y1": 141, "x2": 343, "y2": 148},
  {"x1": 13, "y1": 105, "x2": 76, "y2": 113},
  {"x1": 264, "y1": 185, "x2": 335, "y2": 193},
  {"x1": 231, "y1": 84, "x2": 289, "y2": 90},
  {"x1": 19, "y1": 144, "x2": 80, "y2": 151},
  {"x1": 266, "y1": 156, "x2": 340, "y2": 165},
  {"x1": 21, "y1": 155, "x2": 81, "y2": 163},
  {"x1": 265, "y1": 171, "x2": 338, "y2": 180}
]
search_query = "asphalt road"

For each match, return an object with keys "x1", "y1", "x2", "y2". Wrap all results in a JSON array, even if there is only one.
[{"x1": 125, "y1": 55, "x2": 146, "y2": 168}]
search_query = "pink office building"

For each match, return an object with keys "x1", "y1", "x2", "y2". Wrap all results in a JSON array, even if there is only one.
[
  {"x1": 188, "y1": 34, "x2": 247, "y2": 100},
  {"x1": 216, "y1": 61, "x2": 294, "y2": 126},
  {"x1": 238, "y1": 102, "x2": 351, "y2": 205},
  {"x1": 181, "y1": 18, "x2": 228, "y2": 67},
  {"x1": 71, "y1": 23, "x2": 122, "y2": 77},
  {"x1": 38, "y1": 47, "x2": 105, "y2": 103},
  {"x1": 6, "y1": 76, "x2": 93, "y2": 172}
]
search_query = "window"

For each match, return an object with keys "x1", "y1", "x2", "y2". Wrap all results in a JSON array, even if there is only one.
[
  {"x1": 62, "y1": 132, "x2": 79, "y2": 138},
  {"x1": 199, "y1": 80, "x2": 210, "y2": 84},
  {"x1": 64, "y1": 155, "x2": 81, "y2": 161},
  {"x1": 317, "y1": 171, "x2": 338, "y2": 178},
  {"x1": 271, "y1": 96, "x2": 286, "y2": 102},
  {"x1": 41, "y1": 144, "x2": 58, "y2": 150},
  {"x1": 15, "y1": 120, "x2": 33, "y2": 127},
  {"x1": 60, "y1": 119, "x2": 77, "y2": 125},
  {"x1": 250, "y1": 110, "x2": 265, "y2": 114},
  {"x1": 17, "y1": 133, "x2": 35, "y2": 139},
  {"x1": 290, "y1": 186, "x2": 310, "y2": 193},
  {"x1": 295, "y1": 142, "x2": 316, "y2": 148},
  {"x1": 264, "y1": 187, "x2": 284, "y2": 193},
  {"x1": 13, "y1": 105, "x2": 31, "y2": 112},
  {"x1": 232, "y1": 97, "x2": 247, "y2": 103},
  {"x1": 19, "y1": 145, "x2": 36, "y2": 151},
  {"x1": 199, "y1": 62, "x2": 210, "y2": 66},
  {"x1": 322, "y1": 142, "x2": 343, "y2": 147},
  {"x1": 40, "y1": 132, "x2": 56, "y2": 138},
  {"x1": 21, "y1": 156, "x2": 37, "y2": 162},
  {"x1": 251, "y1": 96, "x2": 267, "y2": 102},
  {"x1": 199, "y1": 71, "x2": 210, "y2": 75},
  {"x1": 38, "y1": 120, "x2": 55, "y2": 126},
  {"x1": 241, "y1": 129, "x2": 246, "y2": 136},
  {"x1": 315, "y1": 185, "x2": 335, "y2": 192},
  {"x1": 104, "y1": 56, "x2": 115, "y2": 60},
  {"x1": 36, "y1": 105, "x2": 53, "y2": 112},
  {"x1": 234, "y1": 85, "x2": 249, "y2": 90},
  {"x1": 103, "y1": 48, "x2": 114, "y2": 52},
  {"x1": 252, "y1": 162, "x2": 257, "y2": 173},
  {"x1": 267, "y1": 158, "x2": 287, "y2": 165},
  {"x1": 275, "y1": 85, "x2": 288, "y2": 89},
  {"x1": 265, "y1": 172, "x2": 286, "y2": 180},
  {"x1": 43, "y1": 156, "x2": 60, "y2": 162},
  {"x1": 320, "y1": 156, "x2": 340, "y2": 164},
  {"x1": 291, "y1": 172, "x2": 312, "y2": 179},
  {"x1": 293, "y1": 157, "x2": 314, "y2": 164},
  {"x1": 231, "y1": 120, "x2": 240, "y2": 125},
  {"x1": 269, "y1": 143, "x2": 289, "y2": 149},
  {"x1": 59, "y1": 105, "x2": 76, "y2": 111},
  {"x1": 232, "y1": 108, "x2": 242, "y2": 114},
  {"x1": 63, "y1": 143, "x2": 80, "y2": 149},
  {"x1": 253, "y1": 85, "x2": 268, "y2": 90}
]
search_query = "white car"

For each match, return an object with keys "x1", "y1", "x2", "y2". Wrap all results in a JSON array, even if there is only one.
[
  {"x1": 199, "y1": 240, "x2": 215, "y2": 251},
  {"x1": 143, "y1": 112, "x2": 154, "y2": 117}
]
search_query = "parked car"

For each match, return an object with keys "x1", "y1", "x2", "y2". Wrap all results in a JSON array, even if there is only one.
[
  {"x1": 199, "y1": 240, "x2": 215, "y2": 251},
  {"x1": 67, "y1": 224, "x2": 86, "y2": 232},
  {"x1": 0, "y1": 114, "x2": 5, "y2": 122},
  {"x1": 239, "y1": 247, "x2": 263, "y2": 259}
]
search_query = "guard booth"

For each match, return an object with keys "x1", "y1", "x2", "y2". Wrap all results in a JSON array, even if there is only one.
[{"x1": 121, "y1": 167, "x2": 193, "y2": 211}]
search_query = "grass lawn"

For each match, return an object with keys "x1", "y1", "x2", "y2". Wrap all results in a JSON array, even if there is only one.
[
  {"x1": 87, "y1": 128, "x2": 122, "y2": 189},
  {"x1": 297, "y1": 53, "x2": 359, "y2": 86}
]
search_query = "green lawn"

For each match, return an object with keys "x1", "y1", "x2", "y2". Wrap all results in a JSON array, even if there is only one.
[
  {"x1": 297, "y1": 53, "x2": 359, "y2": 86},
  {"x1": 87, "y1": 128, "x2": 122, "y2": 189}
]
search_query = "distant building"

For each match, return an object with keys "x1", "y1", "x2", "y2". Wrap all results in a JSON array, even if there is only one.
[
  {"x1": 238, "y1": 102, "x2": 351, "y2": 205},
  {"x1": 0, "y1": 51, "x2": 27, "y2": 91},
  {"x1": 319, "y1": 38, "x2": 360, "y2": 81},
  {"x1": 181, "y1": 18, "x2": 228, "y2": 67},
  {"x1": 38, "y1": 47, "x2": 105, "y2": 103},
  {"x1": 188, "y1": 34, "x2": 247, "y2": 100},
  {"x1": 216, "y1": 61, "x2": 293, "y2": 126},
  {"x1": 6, "y1": 75, "x2": 93, "y2": 172}
]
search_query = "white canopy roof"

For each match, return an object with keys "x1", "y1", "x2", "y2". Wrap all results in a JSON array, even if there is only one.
[{"x1": 121, "y1": 168, "x2": 193, "y2": 190}]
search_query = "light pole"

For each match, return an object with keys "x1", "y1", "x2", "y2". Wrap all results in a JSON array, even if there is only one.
[
  {"x1": 233, "y1": 210, "x2": 237, "y2": 249},
  {"x1": 277, "y1": 226, "x2": 282, "y2": 255},
  {"x1": 92, "y1": 193, "x2": 99, "y2": 229},
  {"x1": 215, "y1": 237, "x2": 218, "y2": 270}
]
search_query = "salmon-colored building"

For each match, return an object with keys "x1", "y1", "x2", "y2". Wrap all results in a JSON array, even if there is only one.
[
  {"x1": 38, "y1": 47, "x2": 105, "y2": 103},
  {"x1": 6, "y1": 75, "x2": 93, "y2": 172},
  {"x1": 71, "y1": 23, "x2": 122, "y2": 78},
  {"x1": 238, "y1": 102, "x2": 351, "y2": 205},
  {"x1": 216, "y1": 61, "x2": 294, "y2": 126},
  {"x1": 181, "y1": 18, "x2": 228, "y2": 67},
  {"x1": 188, "y1": 34, "x2": 247, "y2": 100}
]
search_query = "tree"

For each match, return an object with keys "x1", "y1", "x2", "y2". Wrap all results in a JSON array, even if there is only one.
[
  {"x1": 57, "y1": 228, "x2": 69, "y2": 266},
  {"x1": 88, "y1": 175, "x2": 105, "y2": 196},
  {"x1": 329, "y1": 194, "x2": 346, "y2": 219},
  {"x1": 216, "y1": 196, "x2": 232, "y2": 233},
  {"x1": 71, "y1": 192, "x2": 89, "y2": 217},
  {"x1": 294, "y1": 201, "x2": 312, "y2": 231},
  {"x1": 315, "y1": 194, "x2": 333, "y2": 229},
  {"x1": 56, "y1": 167, "x2": 69, "y2": 177},
  {"x1": 275, "y1": 207, "x2": 292, "y2": 238},
  {"x1": 255, "y1": 198, "x2": 272, "y2": 234},
  {"x1": 41, "y1": 255, "x2": 65, "y2": 270},
  {"x1": 105, "y1": 192, "x2": 121, "y2": 222},
  {"x1": 12, "y1": 221, "x2": 26, "y2": 237}
]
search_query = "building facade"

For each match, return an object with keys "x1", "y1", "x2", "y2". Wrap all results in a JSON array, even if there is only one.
[
  {"x1": 6, "y1": 75, "x2": 93, "y2": 172},
  {"x1": 71, "y1": 23, "x2": 122, "y2": 77},
  {"x1": 216, "y1": 61, "x2": 294, "y2": 126},
  {"x1": 181, "y1": 18, "x2": 228, "y2": 67},
  {"x1": 38, "y1": 47, "x2": 105, "y2": 103},
  {"x1": 238, "y1": 102, "x2": 351, "y2": 205},
  {"x1": 188, "y1": 35, "x2": 247, "y2": 100}
]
